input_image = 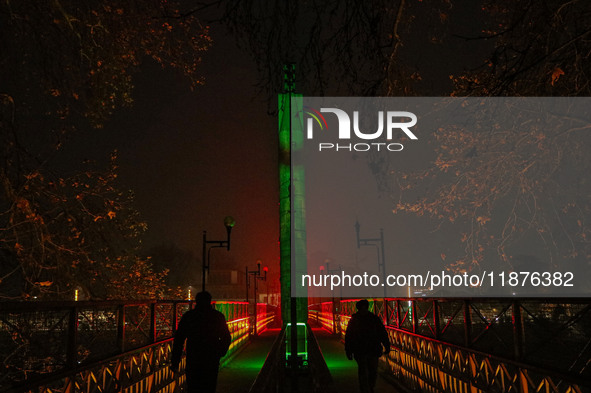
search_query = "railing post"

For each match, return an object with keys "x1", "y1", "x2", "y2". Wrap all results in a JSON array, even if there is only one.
[
  {"x1": 395, "y1": 300, "x2": 401, "y2": 328},
  {"x1": 117, "y1": 304, "x2": 125, "y2": 353},
  {"x1": 433, "y1": 300, "x2": 441, "y2": 339},
  {"x1": 335, "y1": 299, "x2": 341, "y2": 335},
  {"x1": 67, "y1": 307, "x2": 78, "y2": 368},
  {"x1": 411, "y1": 300, "x2": 418, "y2": 334},
  {"x1": 512, "y1": 301, "x2": 525, "y2": 361},
  {"x1": 148, "y1": 304, "x2": 157, "y2": 393},
  {"x1": 172, "y1": 302, "x2": 178, "y2": 335},
  {"x1": 331, "y1": 298, "x2": 337, "y2": 334},
  {"x1": 150, "y1": 302, "x2": 157, "y2": 343},
  {"x1": 463, "y1": 300, "x2": 472, "y2": 347}
]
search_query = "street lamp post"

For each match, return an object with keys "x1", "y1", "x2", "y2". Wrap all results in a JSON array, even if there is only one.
[
  {"x1": 320, "y1": 261, "x2": 341, "y2": 334},
  {"x1": 202, "y1": 216, "x2": 236, "y2": 292},
  {"x1": 246, "y1": 260, "x2": 267, "y2": 335},
  {"x1": 261, "y1": 266, "x2": 269, "y2": 305},
  {"x1": 355, "y1": 221, "x2": 389, "y2": 325}
]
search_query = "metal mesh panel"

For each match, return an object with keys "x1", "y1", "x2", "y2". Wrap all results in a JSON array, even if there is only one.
[
  {"x1": 437, "y1": 299, "x2": 465, "y2": 344},
  {"x1": 0, "y1": 309, "x2": 69, "y2": 386},
  {"x1": 77, "y1": 307, "x2": 118, "y2": 363},
  {"x1": 469, "y1": 300, "x2": 514, "y2": 358},
  {"x1": 124, "y1": 304, "x2": 151, "y2": 350},
  {"x1": 155, "y1": 303, "x2": 174, "y2": 341},
  {"x1": 520, "y1": 301, "x2": 591, "y2": 379}
]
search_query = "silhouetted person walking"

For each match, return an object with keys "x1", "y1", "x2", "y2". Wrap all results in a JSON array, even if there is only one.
[
  {"x1": 171, "y1": 291, "x2": 231, "y2": 393},
  {"x1": 345, "y1": 299, "x2": 390, "y2": 393}
]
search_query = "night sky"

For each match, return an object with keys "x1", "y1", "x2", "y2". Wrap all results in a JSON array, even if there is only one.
[{"x1": 56, "y1": 28, "x2": 280, "y2": 277}]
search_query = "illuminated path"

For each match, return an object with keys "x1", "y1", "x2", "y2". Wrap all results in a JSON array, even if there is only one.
[
  {"x1": 217, "y1": 327, "x2": 400, "y2": 393},
  {"x1": 216, "y1": 328, "x2": 281, "y2": 392},
  {"x1": 313, "y1": 328, "x2": 400, "y2": 393}
]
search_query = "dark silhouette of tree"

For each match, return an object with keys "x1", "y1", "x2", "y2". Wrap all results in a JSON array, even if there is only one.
[
  {"x1": 452, "y1": 0, "x2": 591, "y2": 97},
  {"x1": 392, "y1": 1, "x2": 591, "y2": 274},
  {"x1": 190, "y1": 0, "x2": 453, "y2": 97},
  {"x1": 0, "y1": 0, "x2": 211, "y2": 299}
]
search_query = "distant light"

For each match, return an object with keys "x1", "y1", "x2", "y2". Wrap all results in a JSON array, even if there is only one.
[
  {"x1": 188, "y1": 288, "x2": 192, "y2": 301},
  {"x1": 224, "y1": 216, "x2": 236, "y2": 228},
  {"x1": 74, "y1": 289, "x2": 79, "y2": 301}
]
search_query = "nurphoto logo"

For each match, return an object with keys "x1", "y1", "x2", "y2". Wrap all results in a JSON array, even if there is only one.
[{"x1": 303, "y1": 106, "x2": 418, "y2": 152}]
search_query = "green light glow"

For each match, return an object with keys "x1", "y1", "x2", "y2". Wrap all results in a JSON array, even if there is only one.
[
  {"x1": 285, "y1": 322, "x2": 308, "y2": 361},
  {"x1": 278, "y1": 89, "x2": 292, "y2": 324},
  {"x1": 312, "y1": 329, "x2": 352, "y2": 370},
  {"x1": 278, "y1": 64, "x2": 307, "y2": 325}
]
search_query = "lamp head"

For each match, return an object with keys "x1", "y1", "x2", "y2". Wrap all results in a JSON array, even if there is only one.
[
  {"x1": 224, "y1": 216, "x2": 235, "y2": 250},
  {"x1": 224, "y1": 216, "x2": 236, "y2": 229}
]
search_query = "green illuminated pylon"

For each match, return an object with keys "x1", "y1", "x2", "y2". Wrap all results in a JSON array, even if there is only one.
[{"x1": 278, "y1": 64, "x2": 307, "y2": 367}]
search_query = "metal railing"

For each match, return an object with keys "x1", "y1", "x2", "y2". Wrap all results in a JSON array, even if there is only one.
[
  {"x1": 312, "y1": 297, "x2": 591, "y2": 393},
  {"x1": 308, "y1": 303, "x2": 336, "y2": 334},
  {"x1": 253, "y1": 303, "x2": 277, "y2": 335},
  {"x1": 248, "y1": 327, "x2": 286, "y2": 393},
  {"x1": 0, "y1": 299, "x2": 250, "y2": 392}
]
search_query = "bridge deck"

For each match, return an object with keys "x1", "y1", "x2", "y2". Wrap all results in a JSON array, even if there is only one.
[
  {"x1": 217, "y1": 328, "x2": 281, "y2": 392},
  {"x1": 312, "y1": 327, "x2": 400, "y2": 393},
  {"x1": 215, "y1": 327, "x2": 399, "y2": 393}
]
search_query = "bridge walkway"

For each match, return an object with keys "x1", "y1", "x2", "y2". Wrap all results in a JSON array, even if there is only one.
[
  {"x1": 215, "y1": 326, "x2": 400, "y2": 393},
  {"x1": 312, "y1": 327, "x2": 401, "y2": 393},
  {"x1": 216, "y1": 328, "x2": 281, "y2": 392}
]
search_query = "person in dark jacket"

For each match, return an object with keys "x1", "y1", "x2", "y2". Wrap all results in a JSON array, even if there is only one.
[
  {"x1": 171, "y1": 291, "x2": 232, "y2": 393},
  {"x1": 344, "y1": 299, "x2": 390, "y2": 393}
]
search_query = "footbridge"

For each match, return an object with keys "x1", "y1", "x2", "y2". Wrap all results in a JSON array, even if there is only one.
[{"x1": 1, "y1": 297, "x2": 589, "y2": 393}]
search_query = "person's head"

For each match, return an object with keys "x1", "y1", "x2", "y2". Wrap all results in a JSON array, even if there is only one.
[
  {"x1": 195, "y1": 291, "x2": 212, "y2": 308},
  {"x1": 356, "y1": 299, "x2": 369, "y2": 312}
]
